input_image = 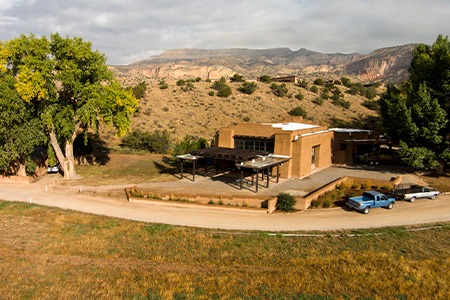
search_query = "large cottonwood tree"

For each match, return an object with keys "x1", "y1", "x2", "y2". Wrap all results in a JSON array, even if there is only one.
[{"x1": 1, "y1": 34, "x2": 138, "y2": 179}]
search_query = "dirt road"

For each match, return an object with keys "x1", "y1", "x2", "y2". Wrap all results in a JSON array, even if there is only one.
[{"x1": 1, "y1": 170, "x2": 449, "y2": 231}]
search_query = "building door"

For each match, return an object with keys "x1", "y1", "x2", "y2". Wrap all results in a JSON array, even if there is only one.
[{"x1": 312, "y1": 145, "x2": 320, "y2": 169}]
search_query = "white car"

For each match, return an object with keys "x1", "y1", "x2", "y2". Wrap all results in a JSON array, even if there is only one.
[
  {"x1": 47, "y1": 164, "x2": 60, "y2": 174},
  {"x1": 393, "y1": 185, "x2": 440, "y2": 202}
]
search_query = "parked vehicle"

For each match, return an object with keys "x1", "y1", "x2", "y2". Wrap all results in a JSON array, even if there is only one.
[
  {"x1": 346, "y1": 190, "x2": 395, "y2": 214},
  {"x1": 392, "y1": 184, "x2": 440, "y2": 202},
  {"x1": 47, "y1": 164, "x2": 60, "y2": 174}
]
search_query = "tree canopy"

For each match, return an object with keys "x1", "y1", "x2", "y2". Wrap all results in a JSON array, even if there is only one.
[
  {"x1": 1, "y1": 33, "x2": 138, "y2": 178},
  {"x1": 379, "y1": 35, "x2": 449, "y2": 169}
]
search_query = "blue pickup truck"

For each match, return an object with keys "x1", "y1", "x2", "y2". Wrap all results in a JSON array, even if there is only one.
[{"x1": 346, "y1": 190, "x2": 395, "y2": 214}]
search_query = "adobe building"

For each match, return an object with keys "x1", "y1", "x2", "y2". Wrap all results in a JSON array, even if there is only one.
[
  {"x1": 331, "y1": 128, "x2": 392, "y2": 165},
  {"x1": 215, "y1": 117, "x2": 333, "y2": 179}
]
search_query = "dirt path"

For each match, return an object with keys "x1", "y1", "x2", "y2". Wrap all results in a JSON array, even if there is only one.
[{"x1": 1, "y1": 167, "x2": 449, "y2": 231}]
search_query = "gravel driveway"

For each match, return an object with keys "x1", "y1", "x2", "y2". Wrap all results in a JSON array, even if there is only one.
[{"x1": 1, "y1": 165, "x2": 449, "y2": 231}]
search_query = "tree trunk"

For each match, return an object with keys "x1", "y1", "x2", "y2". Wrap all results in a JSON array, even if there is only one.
[
  {"x1": 49, "y1": 125, "x2": 80, "y2": 180},
  {"x1": 17, "y1": 163, "x2": 27, "y2": 177}
]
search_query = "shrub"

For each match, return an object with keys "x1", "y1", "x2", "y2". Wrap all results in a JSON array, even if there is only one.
[
  {"x1": 122, "y1": 129, "x2": 171, "y2": 154},
  {"x1": 238, "y1": 81, "x2": 257, "y2": 94},
  {"x1": 270, "y1": 83, "x2": 289, "y2": 97},
  {"x1": 176, "y1": 79, "x2": 186, "y2": 86},
  {"x1": 320, "y1": 90, "x2": 330, "y2": 100},
  {"x1": 158, "y1": 80, "x2": 168, "y2": 89},
  {"x1": 352, "y1": 183, "x2": 361, "y2": 190},
  {"x1": 129, "y1": 81, "x2": 147, "y2": 99},
  {"x1": 312, "y1": 97, "x2": 324, "y2": 106},
  {"x1": 230, "y1": 74, "x2": 245, "y2": 82},
  {"x1": 310, "y1": 85, "x2": 319, "y2": 93},
  {"x1": 181, "y1": 82, "x2": 194, "y2": 92},
  {"x1": 341, "y1": 77, "x2": 352, "y2": 87},
  {"x1": 276, "y1": 193, "x2": 297, "y2": 212},
  {"x1": 195, "y1": 77, "x2": 202, "y2": 82},
  {"x1": 362, "y1": 100, "x2": 380, "y2": 111},
  {"x1": 172, "y1": 135, "x2": 208, "y2": 157},
  {"x1": 217, "y1": 85, "x2": 232, "y2": 97},
  {"x1": 294, "y1": 92, "x2": 304, "y2": 100},
  {"x1": 313, "y1": 78, "x2": 324, "y2": 86},
  {"x1": 322, "y1": 199, "x2": 332, "y2": 208},
  {"x1": 208, "y1": 90, "x2": 215, "y2": 96},
  {"x1": 288, "y1": 106, "x2": 307, "y2": 118},
  {"x1": 259, "y1": 75, "x2": 272, "y2": 83},
  {"x1": 211, "y1": 77, "x2": 232, "y2": 98}
]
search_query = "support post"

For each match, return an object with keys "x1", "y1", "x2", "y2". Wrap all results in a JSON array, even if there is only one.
[
  {"x1": 255, "y1": 170, "x2": 259, "y2": 193},
  {"x1": 266, "y1": 167, "x2": 270, "y2": 188},
  {"x1": 192, "y1": 160, "x2": 196, "y2": 181},
  {"x1": 180, "y1": 161, "x2": 183, "y2": 179},
  {"x1": 276, "y1": 164, "x2": 280, "y2": 183},
  {"x1": 240, "y1": 168, "x2": 243, "y2": 190}
]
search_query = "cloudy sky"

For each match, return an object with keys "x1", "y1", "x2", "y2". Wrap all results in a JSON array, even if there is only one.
[{"x1": 1, "y1": 0, "x2": 449, "y2": 65}]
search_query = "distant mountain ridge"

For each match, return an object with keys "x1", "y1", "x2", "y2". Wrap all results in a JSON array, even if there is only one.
[{"x1": 114, "y1": 44, "x2": 417, "y2": 83}]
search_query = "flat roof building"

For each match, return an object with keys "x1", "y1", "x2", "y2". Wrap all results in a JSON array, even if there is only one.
[{"x1": 215, "y1": 117, "x2": 333, "y2": 179}]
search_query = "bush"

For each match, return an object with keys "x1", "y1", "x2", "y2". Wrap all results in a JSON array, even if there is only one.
[
  {"x1": 217, "y1": 85, "x2": 232, "y2": 97},
  {"x1": 176, "y1": 79, "x2": 186, "y2": 86},
  {"x1": 211, "y1": 77, "x2": 232, "y2": 98},
  {"x1": 294, "y1": 92, "x2": 304, "y2": 100},
  {"x1": 122, "y1": 129, "x2": 171, "y2": 154},
  {"x1": 238, "y1": 81, "x2": 257, "y2": 94},
  {"x1": 158, "y1": 80, "x2": 168, "y2": 89},
  {"x1": 341, "y1": 77, "x2": 352, "y2": 87},
  {"x1": 288, "y1": 106, "x2": 307, "y2": 118},
  {"x1": 320, "y1": 90, "x2": 330, "y2": 100},
  {"x1": 259, "y1": 75, "x2": 272, "y2": 83},
  {"x1": 230, "y1": 74, "x2": 245, "y2": 82},
  {"x1": 310, "y1": 85, "x2": 319, "y2": 93},
  {"x1": 276, "y1": 193, "x2": 297, "y2": 212},
  {"x1": 270, "y1": 83, "x2": 289, "y2": 97},
  {"x1": 362, "y1": 100, "x2": 380, "y2": 111},
  {"x1": 313, "y1": 78, "x2": 324, "y2": 86},
  {"x1": 172, "y1": 135, "x2": 208, "y2": 157},
  {"x1": 181, "y1": 82, "x2": 194, "y2": 92},
  {"x1": 208, "y1": 90, "x2": 215, "y2": 96},
  {"x1": 129, "y1": 81, "x2": 147, "y2": 99},
  {"x1": 312, "y1": 97, "x2": 324, "y2": 106}
]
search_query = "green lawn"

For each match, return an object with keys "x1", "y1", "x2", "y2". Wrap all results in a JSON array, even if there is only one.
[{"x1": 0, "y1": 200, "x2": 449, "y2": 299}]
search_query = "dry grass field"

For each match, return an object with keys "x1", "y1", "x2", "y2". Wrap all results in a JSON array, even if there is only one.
[{"x1": 0, "y1": 200, "x2": 449, "y2": 299}]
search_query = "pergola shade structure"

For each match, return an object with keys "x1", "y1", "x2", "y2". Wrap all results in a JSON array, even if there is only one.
[{"x1": 176, "y1": 147, "x2": 290, "y2": 192}]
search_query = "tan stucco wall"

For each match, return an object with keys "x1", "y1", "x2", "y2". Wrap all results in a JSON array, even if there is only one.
[{"x1": 215, "y1": 121, "x2": 333, "y2": 179}]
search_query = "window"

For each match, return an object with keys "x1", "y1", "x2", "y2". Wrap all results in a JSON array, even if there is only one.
[{"x1": 234, "y1": 137, "x2": 274, "y2": 153}]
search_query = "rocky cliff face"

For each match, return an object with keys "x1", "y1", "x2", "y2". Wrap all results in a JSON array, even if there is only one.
[{"x1": 113, "y1": 44, "x2": 417, "y2": 83}]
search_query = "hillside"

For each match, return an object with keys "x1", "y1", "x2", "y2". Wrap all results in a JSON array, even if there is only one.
[
  {"x1": 108, "y1": 44, "x2": 417, "y2": 145},
  {"x1": 105, "y1": 76, "x2": 381, "y2": 145}
]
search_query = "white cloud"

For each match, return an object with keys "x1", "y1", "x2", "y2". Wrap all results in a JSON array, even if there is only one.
[{"x1": 0, "y1": 0, "x2": 449, "y2": 64}]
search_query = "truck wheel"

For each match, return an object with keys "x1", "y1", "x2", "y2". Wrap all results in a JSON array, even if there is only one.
[
  {"x1": 410, "y1": 197, "x2": 416, "y2": 203},
  {"x1": 387, "y1": 202, "x2": 394, "y2": 209},
  {"x1": 431, "y1": 194, "x2": 437, "y2": 200},
  {"x1": 363, "y1": 207, "x2": 370, "y2": 214}
]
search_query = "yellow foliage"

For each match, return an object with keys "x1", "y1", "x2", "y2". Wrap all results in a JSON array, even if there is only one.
[{"x1": 15, "y1": 67, "x2": 47, "y2": 102}]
